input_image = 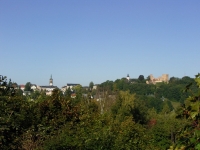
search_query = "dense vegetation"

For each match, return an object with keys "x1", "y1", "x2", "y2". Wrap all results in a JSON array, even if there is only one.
[{"x1": 0, "y1": 74, "x2": 199, "y2": 150}]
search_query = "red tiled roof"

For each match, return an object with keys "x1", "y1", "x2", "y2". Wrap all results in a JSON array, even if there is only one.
[{"x1": 20, "y1": 85, "x2": 25, "y2": 88}]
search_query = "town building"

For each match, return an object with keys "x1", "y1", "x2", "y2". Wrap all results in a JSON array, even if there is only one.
[
  {"x1": 61, "y1": 83, "x2": 80, "y2": 93},
  {"x1": 38, "y1": 75, "x2": 58, "y2": 95},
  {"x1": 31, "y1": 84, "x2": 37, "y2": 91},
  {"x1": 20, "y1": 85, "x2": 25, "y2": 91},
  {"x1": 93, "y1": 84, "x2": 99, "y2": 90}
]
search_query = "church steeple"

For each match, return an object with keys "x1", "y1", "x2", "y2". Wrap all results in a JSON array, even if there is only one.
[
  {"x1": 127, "y1": 74, "x2": 130, "y2": 81},
  {"x1": 49, "y1": 75, "x2": 53, "y2": 86}
]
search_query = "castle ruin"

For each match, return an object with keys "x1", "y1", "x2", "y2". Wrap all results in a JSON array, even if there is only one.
[{"x1": 146, "y1": 74, "x2": 169, "y2": 84}]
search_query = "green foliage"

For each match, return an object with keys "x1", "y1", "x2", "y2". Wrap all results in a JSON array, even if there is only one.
[
  {"x1": 111, "y1": 91, "x2": 135, "y2": 121},
  {"x1": 148, "y1": 112, "x2": 188, "y2": 150},
  {"x1": 144, "y1": 96, "x2": 164, "y2": 113},
  {"x1": 0, "y1": 75, "x2": 15, "y2": 96},
  {"x1": 24, "y1": 82, "x2": 32, "y2": 91},
  {"x1": 137, "y1": 75, "x2": 145, "y2": 83},
  {"x1": 169, "y1": 77, "x2": 181, "y2": 84},
  {"x1": 89, "y1": 81, "x2": 94, "y2": 90},
  {"x1": 100, "y1": 75, "x2": 197, "y2": 105},
  {"x1": 73, "y1": 84, "x2": 83, "y2": 102},
  {"x1": 30, "y1": 90, "x2": 41, "y2": 100},
  {"x1": 64, "y1": 87, "x2": 71, "y2": 99},
  {"x1": 171, "y1": 73, "x2": 200, "y2": 150},
  {"x1": 113, "y1": 117, "x2": 150, "y2": 150},
  {"x1": 0, "y1": 75, "x2": 33, "y2": 149},
  {"x1": 41, "y1": 90, "x2": 153, "y2": 149},
  {"x1": 138, "y1": 75, "x2": 145, "y2": 81},
  {"x1": 1, "y1": 73, "x2": 199, "y2": 150}
]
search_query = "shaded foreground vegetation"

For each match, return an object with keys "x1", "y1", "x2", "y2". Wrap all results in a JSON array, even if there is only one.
[{"x1": 0, "y1": 74, "x2": 200, "y2": 150}]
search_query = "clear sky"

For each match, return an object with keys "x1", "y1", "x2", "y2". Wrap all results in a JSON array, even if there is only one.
[{"x1": 1, "y1": 0, "x2": 200, "y2": 88}]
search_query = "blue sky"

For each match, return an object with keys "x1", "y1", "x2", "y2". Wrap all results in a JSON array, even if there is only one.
[{"x1": 1, "y1": 0, "x2": 200, "y2": 87}]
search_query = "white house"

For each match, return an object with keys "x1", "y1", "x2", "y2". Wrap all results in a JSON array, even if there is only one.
[{"x1": 31, "y1": 84, "x2": 37, "y2": 91}]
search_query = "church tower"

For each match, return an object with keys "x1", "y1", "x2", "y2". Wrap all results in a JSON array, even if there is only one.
[
  {"x1": 49, "y1": 75, "x2": 53, "y2": 86},
  {"x1": 127, "y1": 74, "x2": 130, "y2": 81}
]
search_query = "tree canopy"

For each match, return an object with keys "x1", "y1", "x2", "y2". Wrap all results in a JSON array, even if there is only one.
[
  {"x1": 24, "y1": 82, "x2": 32, "y2": 91},
  {"x1": 0, "y1": 73, "x2": 199, "y2": 149}
]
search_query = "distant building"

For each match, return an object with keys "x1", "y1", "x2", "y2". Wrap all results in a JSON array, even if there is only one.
[
  {"x1": 31, "y1": 84, "x2": 37, "y2": 91},
  {"x1": 146, "y1": 74, "x2": 169, "y2": 84},
  {"x1": 20, "y1": 85, "x2": 25, "y2": 91},
  {"x1": 61, "y1": 83, "x2": 80, "y2": 93},
  {"x1": 93, "y1": 84, "x2": 99, "y2": 90},
  {"x1": 49, "y1": 75, "x2": 53, "y2": 86},
  {"x1": 61, "y1": 86, "x2": 67, "y2": 93},
  {"x1": 38, "y1": 75, "x2": 58, "y2": 95},
  {"x1": 82, "y1": 84, "x2": 99, "y2": 91},
  {"x1": 11, "y1": 83, "x2": 19, "y2": 90},
  {"x1": 127, "y1": 74, "x2": 130, "y2": 81},
  {"x1": 66, "y1": 83, "x2": 80, "y2": 90},
  {"x1": 71, "y1": 93, "x2": 76, "y2": 98},
  {"x1": 125, "y1": 74, "x2": 137, "y2": 83}
]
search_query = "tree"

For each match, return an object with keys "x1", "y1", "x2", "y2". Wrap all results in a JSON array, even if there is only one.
[
  {"x1": 138, "y1": 75, "x2": 144, "y2": 81},
  {"x1": 181, "y1": 76, "x2": 194, "y2": 84},
  {"x1": 30, "y1": 90, "x2": 41, "y2": 100},
  {"x1": 89, "y1": 81, "x2": 94, "y2": 90},
  {"x1": 0, "y1": 75, "x2": 33, "y2": 149},
  {"x1": 64, "y1": 87, "x2": 71, "y2": 99},
  {"x1": 111, "y1": 91, "x2": 136, "y2": 122},
  {"x1": 169, "y1": 73, "x2": 200, "y2": 150},
  {"x1": 147, "y1": 76, "x2": 150, "y2": 81},
  {"x1": 24, "y1": 82, "x2": 32, "y2": 91},
  {"x1": 113, "y1": 117, "x2": 150, "y2": 149},
  {"x1": 0, "y1": 75, "x2": 15, "y2": 96},
  {"x1": 169, "y1": 77, "x2": 180, "y2": 83},
  {"x1": 73, "y1": 85, "x2": 83, "y2": 102}
]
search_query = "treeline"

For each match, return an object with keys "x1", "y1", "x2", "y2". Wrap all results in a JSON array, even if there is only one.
[
  {"x1": 0, "y1": 74, "x2": 200, "y2": 149},
  {"x1": 96, "y1": 76, "x2": 198, "y2": 113},
  {"x1": 98, "y1": 76, "x2": 196, "y2": 103}
]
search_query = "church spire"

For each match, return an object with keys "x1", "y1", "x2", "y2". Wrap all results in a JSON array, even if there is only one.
[{"x1": 49, "y1": 74, "x2": 53, "y2": 86}]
